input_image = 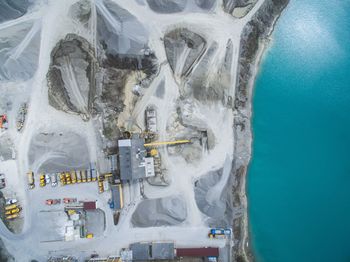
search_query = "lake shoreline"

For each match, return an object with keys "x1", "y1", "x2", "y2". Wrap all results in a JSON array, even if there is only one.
[{"x1": 231, "y1": 1, "x2": 289, "y2": 261}]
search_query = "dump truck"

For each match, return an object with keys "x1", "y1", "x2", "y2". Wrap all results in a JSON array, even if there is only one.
[
  {"x1": 81, "y1": 170, "x2": 87, "y2": 183},
  {"x1": 51, "y1": 173, "x2": 58, "y2": 187},
  {"x1": 87, "y1": 169, "x2": 92, "y2": 182},
  {"x1": 86, "y1": 233, "x2": 93, "y2": 239},
  {"x1": 5, "y1": 204, "x2": 17, "y2": 211},
  {"x1": 39, "y1": 173, "x2": 46, "y2": 187},
  {"x1": 59, "y1": 173, "x2": 66, "y2": 186},
  {"x1": 91, "y1": 168, "x2": 97, "y2": 182},
  {"x1": 71, "y1": 171, "x2": 77, "y2": 184},
  {"x1": 65, "y1": 172, "x2": 72, "y2": 185},
  {"x1": 27, "y1": 171, "x2": 35, "y2": 189},
  {"x1": 5, "y1": 207, "x2": 21, "y2": 216},
  {"x1": 6, "y1": 213, "x2": 19, "y2": 220},
  {"x1": 76, "y1": 170, "x2": 82, "y2": 183}
]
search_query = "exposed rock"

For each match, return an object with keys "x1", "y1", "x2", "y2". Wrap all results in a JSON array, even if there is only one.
[
  {"x1": 47, "y1": 34, "x2": 96, "y2": 119},
  {"x1": 164, "y1": 28, "x2": 206, "y2": 77},
  {"x1": 195, "y1": 0, "x2": 216, "y2": 10}
]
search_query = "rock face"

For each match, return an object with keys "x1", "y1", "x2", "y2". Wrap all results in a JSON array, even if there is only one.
[
  {"x1": 146, "y1": 0, "x2": 187, "y2": 13},
  {"x1": 131, "y1": 196, "x2": 187, "y2": 227},
  {"x1": 47, "y1": 34, "x2": 96, "y2": 119},
  {"x1": 0, "y1": 21, "x2": 41, "y2": 81},
  {"x1": 164, "y1": 28, "x2": 206, "y2": 78},
  {"x1": 0, "y1": 0, "x2": 31, "y2": 23}
]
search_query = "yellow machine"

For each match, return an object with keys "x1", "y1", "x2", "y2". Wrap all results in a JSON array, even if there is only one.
[
  {"x1": 71, "y1": 171, "x2": 77, "y2": 184},
  {"x1": 144, "y1": 139, "x2": 191, "y2": 147},
  {"x1": 81, "y1": 170, "x2": 87, "y2": 183},
  {"x1": 6, "y1": 213, "x2": 19, "y2": 220},
  {"x1": 40, "y1": 174, "x2": 46, "y2": 187},
  {"x1": 86, "y1": 233, "x2": 93, "y2": 239},
  {"x1": 67, "y1": 209, "x2": 76, "y2": 216},
  {"x1": 149, "y1": 148, "x2": 158, "y2": 157},
  {"x1": 65, "y1": 172, "x2": 72, "y2": 185},
  {"x1": 5, "y1": 207, "x2": 20, "y2": 216},
  {"x1": 5, "y1": 204, "x2": 17, "y2": 211},
  {"x1": 59, "y1": 173, "x2": 66, "y2": 186}
]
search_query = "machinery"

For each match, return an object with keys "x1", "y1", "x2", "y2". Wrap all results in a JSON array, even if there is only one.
[
  {"x1": 65, "y1": 172, "x2": 72, "y2": 185},
  {"x1": 51, "y1": 173, "x2": 58, "y2": 187},
  {"x1": 40, "y1": 174, "x2": 46, "y2": 187},
  {"x1": 208, "y1": 228, "x2": 232, "y2": 239},
  {"x1": 70, "y1": 171, "x2": 77, "y2": 184},
  {"x1": 144, "y1": 140, "x2": 191, "y2": 147},
  {"x1": 46, "y1": 199, "x2": 61, "y2": 205},
  {"x1": 0, "y1": 115, "x2": 8, "y2": 129},
  {"x1": 6, "y1": 213, "x2": 19, "y2": 220},
  {"x1": 59, "y1": 173, "x2": 66, "y2": 186},
  {"x1": 6, "y1": 199, "x2": 17, "y2": 205},
  {"x1": 5, "y1": 207, "x2": 21, "y2": 216},
  {"x1": 27, "y1": 171, "x2": 35, "y2": 189},
  {"x1": 5, "y1": 204, "x2": 17, "y2": 211},
  {"x1": 76, "y1": 170, "x2": 82, "y2": 183},
  {"x1": 81, "y1": 170, "x2": 87, "y2": 183}
]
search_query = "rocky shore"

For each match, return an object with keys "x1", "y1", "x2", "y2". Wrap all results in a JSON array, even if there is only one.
[{"x1": 231, "y1": 0, "x2": 289, "y2": 261}]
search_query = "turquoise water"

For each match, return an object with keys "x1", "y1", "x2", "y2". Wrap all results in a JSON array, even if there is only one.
[{"x1": 248, "y1": 1, "x2": 350, "y2": 262}]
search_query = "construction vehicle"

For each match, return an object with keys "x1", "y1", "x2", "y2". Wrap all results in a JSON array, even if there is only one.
[
  {"x1": 76, "y1": 170, "x2": 82, "y2": 183},
  {"x1": 6, "y1": 213, "x2": 19, "y2": 220},
  {"x1": 45, "y1": 174, "x2": 51, "y2": 184},
  {"x1": 0, "y1": 115, "x2": 8, "y2": 129},
  {"x1": 87, "y1": 169, "x2": 92, "y2": 182},
  {"x1": 98, "y1": 176, "x2": 104, "y2": 193},
  {"x1": 0, "y1": 173, "x2": 5, "y2": 189},
  {"x1": 51, "y1": 173, "x2": 58, "y2": 187},
  {"x1": 63, "y1": 198, "x2": 77, "y2": 204},
  {"x1": 46, "y1": 199, "x2": 61, "y2": 205},
  {"x1": 86, "y1": 233, "x2": 93, "y2": 239},
  {"x1": 5, "y1": 207, "x2": 21, "y2": 216},
  {"x1": 16, "y1": 103, "x2": 27, "y2": 131},
  {"x1": 208, "y1": 228, "x2": 231, "y2": 239},
  {"x1": 70, "y1": 171, "x2": 77, "y2": 184},
  {"x1": 5, "y1": 199, "x2": 17, "y2": 205},
  {"x1": 144, "y1": 139, "x2": 191, "y2": 147},
  {"x1": 145, "y1": 106, "x2": 157, "y2": 133},
  {"x1": 59, "y1": 173, "x2": 66, "y2": 186},
  {"x1": 39, "y1": 174, "x2": 46, "y2": 187},
  {"x1": 81, "y1": 170, "x2": 87, "y2": 183},
  {"x1": 67, "y1": 209, "x2": 76, "y2": 216},
  {"x1": 65, "y1": 172, "x2": 72, "y2": 185},
  {"x1": 27, "y1": 171, "x2": 35, "y2": 189},
  {"x1": 5, "y1": 204, "x2": 18, "y2": 211},
  {"x1": 91, "y1": 168, "x2": 97, "y2": 182}
]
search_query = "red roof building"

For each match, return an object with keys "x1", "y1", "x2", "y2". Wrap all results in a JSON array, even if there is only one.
[
  {"x1": 176, "y1": 247, "x2": 219, "y2": 257},
  {"x1": 83, "y1": 201, "x2": 96, "y2": 210}
]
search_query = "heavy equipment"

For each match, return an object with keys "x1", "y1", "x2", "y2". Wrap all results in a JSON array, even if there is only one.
[
  {"x1": 87, "y1": 169, "x2": 92, "y2": 182},
  {"x1": 40, "y1": 174, "x2": 46, "y2": 187},
  {"x1": 6, "y1": 213, "x2": 19, "y2": 220},
  {"x1": 76, "y1": 170, "x2": 82, "y2": 183},
  {"x1": 81, "y1": 170, "x2": 87, "y2": 183},
  {"x1": 144, "y1": 139, "x2": 191, "y2": 147},
  {"x1": 27, "y1": 171, "x2": 35, "y2": 189},
  {"x1": 65, "y1": 172, "x2": 72, "y2": 184},
  {"x1": 71, "y1": 171, "x2": 77, "y2": 184},
  {"x1": 86, "y1": 233, "x2": 93, "y2": 239},
  {"x1": 59, "y1": 173, "x2": 66, "y2": 186},
  {"x1": 5, "y1": 207, "x2": 21, "y2": 215},
  {"x1": 6, "y1": 199, "x2": 17, "y2": 205},
  {"x1": 51, "y1": 173, "x2": 58, "y2": 187},
  {"x1": 0, "y1": 115, "x2": 8, "y2": 129},
  {"x1": 5, "y1": 204, "x2": 17, "y2": 211}
]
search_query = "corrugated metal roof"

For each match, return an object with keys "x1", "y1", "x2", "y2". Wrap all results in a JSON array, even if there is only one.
[{"x1": 83, "y1": 201, "x2": 96, "y2": 210}]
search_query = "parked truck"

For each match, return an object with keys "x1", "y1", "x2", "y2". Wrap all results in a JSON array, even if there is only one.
[
  {"x1": 81, "y1": 170, "x2": 87, "y2": 183},
  {"x1": 5, "y1": 204, "x2": 17, "y2": 211},
  {"x1": 27, "y1": 171, "x2": 35, "y2": 189},
  {"x1": 76, "y1": 170, "x2": 82, "y2": 183}
]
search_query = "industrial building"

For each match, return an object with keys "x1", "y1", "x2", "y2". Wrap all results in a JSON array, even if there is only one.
[
  {"x1": 129, "y1": 242, "x2": 175, "y2": 261},
  {"x1": 118, "y1": 135, "x2": 155, "y2": 181}
]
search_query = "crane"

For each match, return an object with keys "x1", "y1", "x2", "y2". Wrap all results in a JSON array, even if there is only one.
[{"x1": 144, "y1": 140, "x2": 191, "y2": 147}]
